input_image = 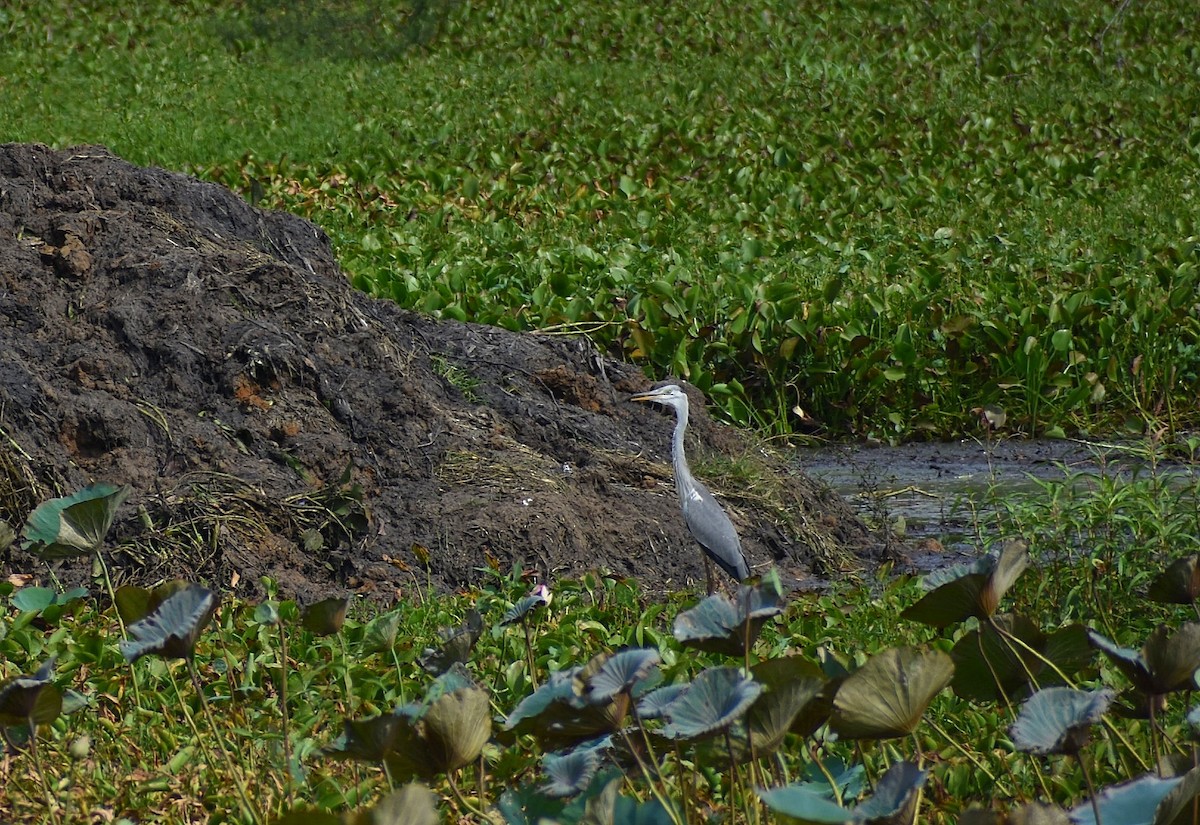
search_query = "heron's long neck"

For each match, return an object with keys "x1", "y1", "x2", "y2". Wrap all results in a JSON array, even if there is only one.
[{"x1": 670, "y1": 400, "x2": 696, "y2": 504}]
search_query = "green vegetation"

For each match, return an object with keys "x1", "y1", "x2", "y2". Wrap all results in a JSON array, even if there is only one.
[
  {"x1": 2, "y1": 0, "x2": 1198, "y2": 438},
  {"x1": 4, "y1": 449, "x2": 1200, "y2": 823}
]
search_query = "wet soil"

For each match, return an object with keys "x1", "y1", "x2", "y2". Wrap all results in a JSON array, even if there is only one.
[{"x1": 0, "y1": 143, "x2": 878, "y2": 602}]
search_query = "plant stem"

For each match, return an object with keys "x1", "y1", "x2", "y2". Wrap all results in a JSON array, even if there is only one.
[
  {"x1": 277, "y1": 619, "x2": 294, "y2": 806},
  {"x1": 25, "y1": 721, "x2": 61, "y2": 825},
  {"x1": 185, "y1": 658, "x2": 264, "y2": 825},
  {"x1": 1077, "y1": 754, "x2": 1103, "y2": 825},
  {"x1": 446, "y1": 770, "x2": 488, "y2": 820}
]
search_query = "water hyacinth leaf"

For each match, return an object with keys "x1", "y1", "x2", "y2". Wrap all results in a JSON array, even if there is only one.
[
  {"x1": 660, "y1": 667, "x2": 762, "y2": 741},
  {"x1": 636, "y1": 683, "x2": 690, "y2": 720},
  {"x1": 273, "y1": 810, "x2": 342, "y2": 825},
  {"x1": 853, "y1": 760, "x2": 927, "y2": 822},
  {"x1": 578, "y1": 648, "x2": 661, "y2": 705},
  {"x1": 959, "y1": 803, "x2": 1072, "y2": 825},
  {"x1": 830, "y1": 646, "x2": 954, "y2": 740},
  {"x1": 22, "y1": 483, "x2": 131, "y2": 558},
  {"x1": 420, "y1": 609, "x2": 483, "y2": 674},
  {"x1": 1011, "y1": 687, "x2": 1114, "y2": 756},
  {"x1": 302, "y1": 596, "x2": 351, "y2": 637},
  {"x1": 0, "y1": 658, "x2": 62, "y2": 727},
  {"x1": 1153, "y1": 765, "x2": 1200, "y2": 825},
  {"x1": 360, "y1": 609, "x2": 403, "y2": 654},
  {"x1": 254, "y1": 601, "x2": 280, "y2": 626},
  {"x1": 365, "y1": 781, "x2": 440, "y2": 825},
  {"x1": 1148, "y1": 556, "x2": 1200, "y2": 605},
  {"x1": 10, "y1": 586, "x2": 55, "y2": 613},
  {"x1": 501, "y1": 585, "x2": 552, "y2": 626},
  {"x1": 902, "y1": 540, "x2": 1027, "y2": 628},
  {"x1": 422, "y1": 686, "x2": 492, "y2": 772},
  {"x1": 119, "y1": 584, "x2": 217, "y2": 663},
  {"x1": 541, "y1": 737, "x2": 611, "y2": 798},
  {"x1": 1068, "y1": 773, "x2": 1181, "y2": 825},
  {"x1": 1009, "y1": 803, "x2": 1073, "y2": 825}
]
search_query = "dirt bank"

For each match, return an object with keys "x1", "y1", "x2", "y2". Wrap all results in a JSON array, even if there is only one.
[{"x1": 0, "y1": 143, "x2": 879, "y2": 602}]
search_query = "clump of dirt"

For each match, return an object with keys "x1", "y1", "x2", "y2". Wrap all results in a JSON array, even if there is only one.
[{"x1": 0, "y1": 143, "x2": 880, "y2": 602}]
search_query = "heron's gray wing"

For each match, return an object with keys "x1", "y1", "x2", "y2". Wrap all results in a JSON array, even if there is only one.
[{"x1": 680, "y1": 482, "x2": 749, "y2": 581}]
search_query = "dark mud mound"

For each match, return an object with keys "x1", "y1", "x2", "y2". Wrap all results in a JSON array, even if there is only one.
[{"x1": 0, "y1": 143, "x2": 878, "y2": 601}]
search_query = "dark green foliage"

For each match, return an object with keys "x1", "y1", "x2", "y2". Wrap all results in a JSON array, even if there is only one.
[{"x1": 119, "y1": 584, "x2": 218, "y2": 662}]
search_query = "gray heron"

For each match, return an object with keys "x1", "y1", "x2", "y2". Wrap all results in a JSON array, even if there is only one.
[{"x1": 631, "y1": 384, "x2": 750, "y2": 592}]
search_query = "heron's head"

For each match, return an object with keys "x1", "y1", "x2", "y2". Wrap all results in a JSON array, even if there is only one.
[{"x1": 630, "y1": 384, "x2": 689, "y2": 412}]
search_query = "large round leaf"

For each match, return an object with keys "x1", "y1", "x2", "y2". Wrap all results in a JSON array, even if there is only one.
[
  {"x1": 660, "y1": 667, "x2": 762, "y2": 742},
  {"x1": 419, "y1": 609, "x2": 483, "y2": 674},
  {"x1": 422, "y1": 686, "x2": 492, "y2": 772},
  {"x1": 1011, "y1": 687, "x2": 1113, "y2": 756},
  {"x1": 952, "y1": 616, "x2": 1093, "y2": 703},
  {"x1": 0, "y1": 658, "x2": 61, "y2": 727},
  {"x1": 902, "y1": 540, "x2": 1027, "y2": 628},
  {"x1": 501, "y1": 585, "x2": 552, "y2": 626},
  {"x1": 853, "y1": 760, "x2": 927, "y2": 823},
  {"x1": 362, "y1": 782, "x2": 440, "y2": 825},
  {"x1": 1089, "y1": 624, "x2": 1200, "y2": 696},
  {"x1": 746, "y1": 655, "x2": 831, "y2": 754},
  {"x1": 1148, "y1": 556, "x2": 1200, "y2": 606},
  {"x1": 1154, "y1": 765, "x2": 1200, "y2": 825},
  {"x1": 302, "y1": 596, "x2": 351, "y2": 637},
  {"x1": 541, "y1": 737, "x2": 611, "y2": 798},
  {"x1": 673, "y1": 579, "x2": 784, "y2": 656},
  {"x1": 119, "y1": 583, "x2": 218, "y2": 662},
  {"x1": 758, "y1": 761, "x2": 927, "y2": 825},
  {"x1": 577, "y1": 648, "x2": 661, "y2": 705},
  {"x1": 21, "y1": 483, "x2": 130, "y2": 558},
  {"x1": 830, "y1": 647, "x2": 954, "y2": 740},
  {"x1": 1068, "y1": 773, "x2": 1181, "y2": 825}
]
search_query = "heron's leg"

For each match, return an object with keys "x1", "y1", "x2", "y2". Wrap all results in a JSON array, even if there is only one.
[{"x1": 704, "y1": 555, "x2": 715, "y2": 595}]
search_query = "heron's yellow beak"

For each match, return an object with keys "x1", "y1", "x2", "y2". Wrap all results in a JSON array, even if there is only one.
[{"x1": 629, "y1": 391, "x2": 655, "y2": 403}]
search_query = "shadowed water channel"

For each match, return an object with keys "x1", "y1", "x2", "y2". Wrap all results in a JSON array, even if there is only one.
[{"x1": 794, "y1": 438, "x2": 1197, "y2": 572}]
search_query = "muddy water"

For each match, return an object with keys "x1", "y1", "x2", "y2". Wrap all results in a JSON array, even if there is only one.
[{"x1": 793, "y1": 438, "x2": 1179, "y2": 570}]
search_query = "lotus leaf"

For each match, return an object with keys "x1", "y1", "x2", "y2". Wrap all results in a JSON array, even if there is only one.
[
  {"x1": 902, "y1": 540, "x2": 1027, "y2": 628},
  {"x1": 0, "y1": 658, "x2": 61, "y2": 727},
  {"x1": 830, "y1": 647, "x2": 953, "y2": 740},
  {"x1": 302, "y1": 596, "x2": 351, "y2": 636},
  {"x1": 660, "y1": 667, "x2": 761, "y2": 741},
  {"x1": 1010, "y1": 687, "x2": 1114, "y2": 756},
  {"x1": 1068, "y1": 773, "x2": 1181, "y2": 825},
  {"x1": 419, "y1": 609, "x2": 483, "y2": 674},
  {"x1": 21, "y1": 483, "x2": 130, "y2": 558},
  {"x1": 119, "y1": 583, "x2": 218, "y2": 663}
]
